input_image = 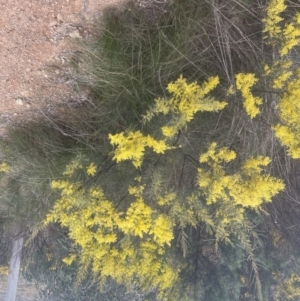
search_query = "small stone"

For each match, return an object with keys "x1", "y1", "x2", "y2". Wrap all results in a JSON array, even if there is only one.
[
  {"x1": 57, "y1": 13, "x2": 64, "y2": 22},
  {"x1": 55, "y1": 70, "x2": 60, "y2": 74},
  {"x1": 69, "y1": 29, "x2": 81, "y2": 38},
  {"x1": 49, "y1": 21, "x2": 57, "y2": 27},
  {"x1": 16, "y1": 98, "x2": 23, "y2": 105},
  {"x1": 20, "y1": 91, "x2": 30, "y2": 97}
]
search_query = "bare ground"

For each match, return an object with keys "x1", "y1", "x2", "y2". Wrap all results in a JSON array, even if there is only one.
[{"x1": 0, "y1": 0, "x2": 127, "y2": 126}]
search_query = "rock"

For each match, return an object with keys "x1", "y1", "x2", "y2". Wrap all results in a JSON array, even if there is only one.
[
  {"x1": 20, "y1": 91, "x2": 30, "y2": 97},
  {"x1": 57, "y1": 13, "x2": 64, "y2": 23},
  {"x1": 69, "y1": 29, "x2": 81, "y2": 38},
  {"x1": 49, "y1": 21, "x2": 57, "y2": 27},
  {"x1": 16, "y1": 98, "x2": 23, "y2": 105}
]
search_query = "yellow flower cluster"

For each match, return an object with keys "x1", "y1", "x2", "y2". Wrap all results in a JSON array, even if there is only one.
[
  {"x1": 120, "y1": 183, "x2": 174, "y2": 246},
  {"x1": 264, "y1": 60, "x2": 292, "y2": 89},
  {"x1": 269, "y1": 60, "x2": 293, "y2": 90},
  {"x1": 118, "y1": 200, "x2": 153, "y2": 237},
  {"x1": 157, "y1": 192, "x2": 176, "y2": 206},
  {"x1": 262, "y1": 1, "x2": 300, "y2": 158},
  {"x1": 62, "y1": 254, "x2": 76, "y2": 266},
  {"x1": 62, "y1": 159, "x2": 97, "y2": 177},
  {"x1": 199, "y1": 142, "x2": 236, "y2": 165},
  {"x1": 90, "y1": 239, "x2": 178, "y2": 296},
  {"x1": 273, "y1": 125, "x2": 300, "y2": 158},
  {"x1": 63, "y1": 159, "x2": 82, "y2": 176},
  {"x1": 262, "y1": 0, "x2": 286, "y2": 39},
  {"x1": 86, "y1": 162, "x2": 97, "y2": 176},
  {"x1": 272, "y1": 70, "x2": 292, "y2": 89},
  {"x1": 0, "y1": 162, "x2": 9, "y2": 173},
  {"x1": 0, "y1": 265, "x2": 9, "y2": 275},
  {"x1": 263, "y1": 0, "x2": 300, "y2": 56},
  {"x1": 235, "y1": 73, "x2": 262, "y2": 118},
  {"x1": 273, "y1": 75, "x2": 300, "y2": 158},
  {"x1": 277, "y1": 77, "x2": 300, "y2": 126},
  {"x1": 51, "y1": 180, "x2": 79, "y2": 197},
  {"x1": 45, "y1": 162, "x2": 177, "y2": 296},
  {"x1": 198, "y1": 143, "x2": 284, "y2": 208},
  {"x1": 109, "y1": 131, "x2": 172, "y2": 167},
  {"x1": 229, "y1": 174, "x2": 284, "y2": 208},
  {"x1": 280, "y1": 17, "x2": 300, "y2": 56},
  {"x1": 242, "y1": 156, "x2": 271, "y2": 175},
  {"x1": 193, "y1": 143, "x2": 285, "y2": 245},
  {"x1": 149, "y1": 215, "x2": 174, "y2": 247},
  {"x1": 143, "y1": 75, "x2": 227, "y2": 137},
  {"x1": 279, "y1": 273, "x2": 300, "y2": 300}
]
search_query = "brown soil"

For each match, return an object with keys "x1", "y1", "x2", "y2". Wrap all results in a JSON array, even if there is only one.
[{"x1": 0, "y1": 0, "x2": 127, "y2": 123}]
